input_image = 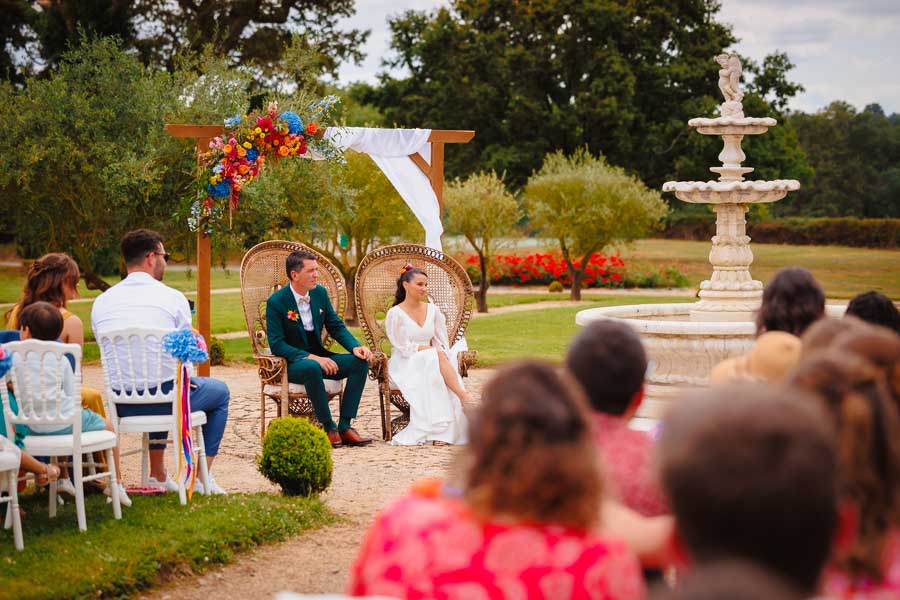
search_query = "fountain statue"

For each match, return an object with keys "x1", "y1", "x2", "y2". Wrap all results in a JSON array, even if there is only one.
[{"x1": 576, "y1": 53, "x2": 839, "y2": 418}]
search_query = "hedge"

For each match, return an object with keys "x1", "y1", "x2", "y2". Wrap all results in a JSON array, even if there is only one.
[{"x1": 664, "y1": 215, "x2": 900, "y2": 248}]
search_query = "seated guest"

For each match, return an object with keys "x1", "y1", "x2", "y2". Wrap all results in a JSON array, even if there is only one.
[
  {"x1": 265, "y1": 250, "x2": 372, "y2": 448},
  {"x1": 787, "y1": 352, "x2": 900, "y2": 598},
  {"x1": 712, "y1": 267, "x2": 825, "y2": 384},
  {"x1": 4, "y1": 253, "x2": 108, "y2": 421},
  {"x1": 91, "y1": 229, "x2": 230, "y2": 495},
  {"x1": 709, "y1": 331, "x2": 802, "y2": 385},
  {"x1": 846, "y1": 291, "x2": 900, "y2": 334},
  {"x1": 566, "y1": 320, "x2": 667, "y2": 516},
  {"x1": 756, "y1": 267, "x2": 826, "y2": 337},
  {"x1": 12, "y1": 302, "x2": 130, "y2": 505},
  {"x1": 658, "y1": 384, "x2": 838, "y2": 597},
  {"x1": 348, "y1": 361, "x2": 645, "y2": 599},
  {"x1": 832, "y1": 325, "x2": 900, "y2": 409}
]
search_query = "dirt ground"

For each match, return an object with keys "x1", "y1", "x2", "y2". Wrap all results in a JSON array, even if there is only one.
[{"x1": 78, "y1": 364, "x2": 493, "y2": 598}]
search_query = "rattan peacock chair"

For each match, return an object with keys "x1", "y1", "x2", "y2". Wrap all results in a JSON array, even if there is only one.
[
  {"x1": 355, "y1": 243, "x2": 477, "y2": 440},
  {"x1": 239, "y1": 240, "x2": 348, "y2": 439}
]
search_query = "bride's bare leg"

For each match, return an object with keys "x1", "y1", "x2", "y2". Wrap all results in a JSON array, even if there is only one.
[{"x1": 436, "y1": 350, "x2": 470, "y2": 402}]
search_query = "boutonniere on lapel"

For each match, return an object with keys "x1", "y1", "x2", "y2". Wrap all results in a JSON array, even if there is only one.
[{"x1": 286, "y1": 310, "x2": 300, "y2": 322}]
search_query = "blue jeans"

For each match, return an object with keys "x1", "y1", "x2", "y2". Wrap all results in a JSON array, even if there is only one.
[{"x1": 115, "y1": 377, "x2": 230, "y2": 457}]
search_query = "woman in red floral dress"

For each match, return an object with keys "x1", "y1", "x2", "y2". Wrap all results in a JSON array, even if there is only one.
[{"x1": 348, "y1": 361, "x2": 645, "y2": 600}]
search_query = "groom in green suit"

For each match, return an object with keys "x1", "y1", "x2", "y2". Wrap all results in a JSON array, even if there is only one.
[{"x1": 266, "y1": 250, "x2": 373, "y2": 448}]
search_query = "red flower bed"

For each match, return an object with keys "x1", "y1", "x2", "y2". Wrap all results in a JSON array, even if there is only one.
[{"x1": 459, "y1": 252, "x2": 626, "y2": 288}]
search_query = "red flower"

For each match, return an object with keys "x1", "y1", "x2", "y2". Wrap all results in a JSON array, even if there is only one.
[{"x1": 257, "y1": 117, "x2": 273, "y2": 131}]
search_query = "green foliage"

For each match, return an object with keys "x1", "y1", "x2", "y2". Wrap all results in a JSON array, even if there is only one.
[
  {"x1": 208, "y1": 336, "x2": 226, "y2": 365},
  {"x1": 445, "y1": 171, "x2": 522, "y2": 311},
  {"x1": 786, "y1": 102, "x2": 900, "y2": 218},
  {"x1": 524, "y1": 150, "x2": 668, "y2": 299},
  {"x1": 0, "y1": 492, "x2": 333, "y2": 600},
  {"x1": 620, "y1": 263, "x2": 692, "y2": 289},
  {"x1": 258, "y1": 417, "x2": 334, "y2": 496},
  {"x1": 548, "y1": 280, "x2": 564, "y2": 293}
]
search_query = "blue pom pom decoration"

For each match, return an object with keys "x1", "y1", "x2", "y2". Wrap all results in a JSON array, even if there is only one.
[
  {"x1": 279, "y1": 111, "x2": 304, "y2": 135},
  {"x1": 206, "y1": 180, "x2": 231, "y2": 198},
  {"x1": 224, "y1": 114, "x2": 242, "y2": 128},
  {"x1": 163, "y1": 329, "x2": 210, "y2": 364},
  {"x1": 0, "y1": 345, "x2": 11, "y2": 378}
]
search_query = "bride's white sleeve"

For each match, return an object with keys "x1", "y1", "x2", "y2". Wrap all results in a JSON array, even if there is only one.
[
  {"x1": 432, "y1": 305, "x2": 452, "y2": 351},
  {"x1": 385, "y1": 308, "x2": 419, "y2": 358}
]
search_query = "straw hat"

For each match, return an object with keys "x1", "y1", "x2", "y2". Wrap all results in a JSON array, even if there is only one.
[{"x1": 710, "y1": 331, "x2": 803, "y2": 385}]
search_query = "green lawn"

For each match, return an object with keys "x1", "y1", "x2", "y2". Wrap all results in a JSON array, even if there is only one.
[
  {"x1": 625, "y1": 239, "x2": 900, "y2": 299},
  {"x1": 0, "y1": 492, "x2": 333, "y2": 599},
  {"x1": 0, "y1": 266, "x2": 242, "y2": 304}
]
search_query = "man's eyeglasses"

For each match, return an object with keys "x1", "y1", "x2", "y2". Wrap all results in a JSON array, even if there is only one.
[{"x1": 151, "y1": 251, "x2": 171, "y2": 263}]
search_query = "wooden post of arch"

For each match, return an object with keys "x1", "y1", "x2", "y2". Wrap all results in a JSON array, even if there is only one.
[
  {"x1": 165, "y1": 124, "x2": 474, "y2": 377},
  {"x1": 165, "y1": 124, "x2": 223, "y2": 376}
]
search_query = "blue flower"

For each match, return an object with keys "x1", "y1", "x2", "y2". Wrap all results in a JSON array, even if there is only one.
[
  {"x1": 0, "y1": 345, "x2": 11, "y2": 378},
  {"x1": 163, "y1": 328, "x2": 209, "y2": 364},
  {"x1": 206, "y1": 180, "x2": 231, "y2": 198},
  {"x1": 224, "y1": 114, "x2": 242, "y2": 128},
  {"x1": 279, "y1": 111, "x2": 304, "y2": 135},
  {"x1": 212, "y1": 164, "x2": 223, "y2": 174},
  {"x1": 246, "y1": 147, "x2": 259, "y2": 161}
]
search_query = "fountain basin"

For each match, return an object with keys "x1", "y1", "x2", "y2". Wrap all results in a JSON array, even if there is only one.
[
  {"x1": 662, "y1": 180, "x2": 800, "y2": 204},
  {"x1": 575, "y1": 302, "x2": 846, "y2": 419}
]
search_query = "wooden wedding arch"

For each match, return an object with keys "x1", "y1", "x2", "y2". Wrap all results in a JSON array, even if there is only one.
[{"x1": 165, "y1": 124, "x2": 474, "y2": 375}]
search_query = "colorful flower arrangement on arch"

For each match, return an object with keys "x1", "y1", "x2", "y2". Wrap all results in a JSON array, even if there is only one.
[{"x1": 189, "y1": 96, "x2": 342, "y2": 234}]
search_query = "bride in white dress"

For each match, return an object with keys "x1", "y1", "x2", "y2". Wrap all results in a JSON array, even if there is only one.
[{"x1": 385, "y1": 265, "x2": 470, "y2": 445}]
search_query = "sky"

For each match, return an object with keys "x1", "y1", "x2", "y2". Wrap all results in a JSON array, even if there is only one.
[{"x1": 333, "y1": 0, "x2": 900, "y2": 115}]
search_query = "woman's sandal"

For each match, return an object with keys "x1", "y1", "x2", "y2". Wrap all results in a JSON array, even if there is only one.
[{"x1": 432, "y1": 440, "x2": 451, "y2": 446}]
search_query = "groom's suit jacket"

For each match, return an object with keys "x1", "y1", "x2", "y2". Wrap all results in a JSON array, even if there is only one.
[{"x1": 265, "y1": 284, "x2": 360, "y2": 363}]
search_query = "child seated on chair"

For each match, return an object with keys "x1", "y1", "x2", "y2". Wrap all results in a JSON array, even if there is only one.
[{"x1": 13, "y1": 301, "x2": 130, "y2": 506}]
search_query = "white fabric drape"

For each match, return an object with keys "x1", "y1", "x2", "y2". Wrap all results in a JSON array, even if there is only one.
[{"x1": 323, "y1": 127, "x2": 442, "y2": 250}]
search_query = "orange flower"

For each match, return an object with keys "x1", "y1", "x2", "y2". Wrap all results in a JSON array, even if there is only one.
[
  {"x1": 223, "y1": 144, "x2": 233, "y2": 154},
  {"x1": 306, "y1": 122, "x2": 318, "y2": 135},
  {"x1": 238, "y1": 164, "x2": 249, "y2": 174},
  {"x1": 278, "y1": 145, "x2": 290, "y2": 157}
]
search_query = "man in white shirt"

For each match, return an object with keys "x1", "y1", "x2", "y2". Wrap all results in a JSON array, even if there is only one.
[{"x1": 91, "y1": 229, "x2": 230, "y2": 494}]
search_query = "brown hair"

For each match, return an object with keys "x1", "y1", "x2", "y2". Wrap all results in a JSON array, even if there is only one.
[
  {"x1": 786, "y1": 350, "x2": 900, "y2": 581},
  {"x1": 846, "y1": 291, "x2": 900, "y2": 334},
  {"x1": 18, "y1": 301, "x2": 64, "y2": 341},
  {"x1": 756, "y1": 267, "x2": 826, "y2": 336},
  {"x1": 285, "y1": 250, "x2": 317, "y2": 279},
  {"x1": 649, "y1": 559, "x2": 803, "y2": 600},
  {"x1": 393, "y1": 266, "x2": 427, "y2": 306},
  {"x1": 800, "y1": 316, "x2": 871, "y2": 359},
  {"x1": 121, "y1": 229, "x2": 164, "y2": 266},
  {"x1": 5, "y1": 253, "x2": 80, "y2": 325},
  {"x1": 463, "y1": 361, "x2": 602, "y2": 530},
  {"x1": 659, "y1": 384, "x2": 837, "y2": 594},
  {"x1": 566, "y1": 319, "x2": 647, "y2": 415},
  {"x1": 831, "y1": 326, "x2": 900, "y2": 408}
]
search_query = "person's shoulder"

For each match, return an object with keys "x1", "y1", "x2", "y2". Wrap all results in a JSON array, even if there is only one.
[{"x1": 267, "y1": 285, "x2": 289, "y2": 304}]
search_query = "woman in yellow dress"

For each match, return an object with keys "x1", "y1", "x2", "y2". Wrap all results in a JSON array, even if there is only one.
[{"x1": 4, "y1": 253, "x2": 106, "y2": 419}]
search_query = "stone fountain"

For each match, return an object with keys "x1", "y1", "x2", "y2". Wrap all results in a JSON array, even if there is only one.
[{"x1": 576, "y1": 53, "x2": 839, "y2": 418}]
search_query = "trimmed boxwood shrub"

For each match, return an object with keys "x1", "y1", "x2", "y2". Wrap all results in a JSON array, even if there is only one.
[
  {"x1": 548, "y1": 280, "x2": 564, "y2": 293},
  {"x1": 208, "y1": 336, "x2": 226, "y2": 365},
  {"x1": 258, "y1": 417, "x2": 333, "y2": 496}
]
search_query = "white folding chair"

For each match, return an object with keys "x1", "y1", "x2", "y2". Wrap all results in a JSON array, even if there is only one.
[
  {"x1": 0, "y1": 438, "x2": 23, "y2": 550},
  {"x1": 96, "y1": 328, "x2": 210, "y2": 505},
  {"x1": 1, "y1": 340, "x2": 122, "y2": 531}
]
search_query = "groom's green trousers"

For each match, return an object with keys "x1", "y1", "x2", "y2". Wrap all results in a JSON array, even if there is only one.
[{"x1": 287, "y1": 341, "x2": 369, "y2": 431}]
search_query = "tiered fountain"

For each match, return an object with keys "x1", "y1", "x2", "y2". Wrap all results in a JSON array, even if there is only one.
[{"x1": 576, "y1": 53, "x2": 837, "y2": 418}]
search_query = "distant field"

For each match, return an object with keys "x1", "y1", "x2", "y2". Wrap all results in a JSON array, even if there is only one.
[{"x1": 621, "y1": 239, "x2": 900, "y2": 300}]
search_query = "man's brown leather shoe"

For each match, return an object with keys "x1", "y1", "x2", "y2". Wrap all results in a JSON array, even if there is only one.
[
  {"x1": 339, "y1": 427, "x2": 373, "y2": 446},
  {"x1": 326, "y1": 429, "x2": 342, "y2": 448}
]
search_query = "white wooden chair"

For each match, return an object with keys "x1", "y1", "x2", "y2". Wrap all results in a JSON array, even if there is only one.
[
  {"x1": 1, "y1": 340, "x2": 122, "y2": 531},
  {"x1": 0, "y1": 437, "x2": 23, "y2": 550},
  {"x1": 97, "y1": 328, "x2": 210, "y2": 505}
]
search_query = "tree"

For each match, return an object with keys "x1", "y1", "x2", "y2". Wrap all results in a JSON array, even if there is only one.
[
  {"x1": 242, "y1": 150, "x2": 420, "y2": 324},
  {"x1": 2, "y1": 1, "x2": 368, "y2": 85},
  {"x1": 444, "y1": 172, "x2": 521, "y2": 313},
  {"x1": 0, "y1": 36, "x2": 261, "y2": 288},
  {"x1": 524, "y1": 150, "x2": 668, "y2": 301},
  {"x1": 367, "y1": 0, "x2": 737, "y2": 190}
]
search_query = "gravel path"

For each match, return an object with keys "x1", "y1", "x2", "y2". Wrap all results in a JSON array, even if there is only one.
[{"x1": 79, "y1": 364, "x2": 493, "y2": 598}]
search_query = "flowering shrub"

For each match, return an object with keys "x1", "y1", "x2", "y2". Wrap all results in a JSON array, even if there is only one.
[
  {"x1": 458, "y1": 252, "x2": 689, "y2": 289},
  {"x1": 190, "y1": 97, "x2": 342, "y2": 234}
]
